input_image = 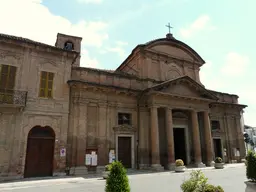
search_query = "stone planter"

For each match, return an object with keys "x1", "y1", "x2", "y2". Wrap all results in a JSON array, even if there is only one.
[
  {"x1": 175, "y1": 166, "x2": 186, "y2": 172},
  {"x1": 102, "y1": 171, "x2": 110, "y2": 179},
  {"x1": 214, "y1": 163, "x2": 224, "y2": 169},
  {"x1": 245, "y1": 181, "x2": 256, "y2": 192}
]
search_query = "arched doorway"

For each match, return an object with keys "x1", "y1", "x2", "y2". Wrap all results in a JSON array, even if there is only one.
[{"x1": 24, "y1": 126, "x2": 55, "y2": 178}]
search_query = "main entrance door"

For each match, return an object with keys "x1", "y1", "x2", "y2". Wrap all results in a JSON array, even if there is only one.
[
  {"x1": 118, "y1": 136, "x2": 132, "y2": 168},
  {"x1": 24, "y1": 126, "x2": 55, "y2": 178},
  {"x1": 174, "y1": 128, "x2": 187, "y2": 164},
  {"x1": 213, "y1": 138, "x2": 223, "y2": 158}
]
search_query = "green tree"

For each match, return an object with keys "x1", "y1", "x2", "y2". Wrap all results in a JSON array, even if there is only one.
[{"x1": 105, "y1": 161, "x2": 130, "y2": 192}]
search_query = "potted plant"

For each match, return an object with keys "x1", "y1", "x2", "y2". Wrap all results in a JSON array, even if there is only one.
[
  {"x1": 214, "y1": 157, "x2": 224, "y2": 169},
  {"x1": 102, "y1": 164, "x2": 112, "y2": 179},
  {"x1": 175, "y1": 159, "x2": 186, "y2": 172},
  {"x1": 244, "y1": 150, "x2": 256, "y2": 192}
]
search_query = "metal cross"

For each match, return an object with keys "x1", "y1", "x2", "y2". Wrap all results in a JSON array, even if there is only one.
[{"x1": 166, "y1": 22, "x2": 173, "y2": 34}]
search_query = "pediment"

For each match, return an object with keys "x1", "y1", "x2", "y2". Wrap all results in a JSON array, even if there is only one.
[{"x1": 150, "y1": 76, "x2": 218, "y2": 100}]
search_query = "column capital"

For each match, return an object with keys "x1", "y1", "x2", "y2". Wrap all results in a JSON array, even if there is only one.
[
  {"x1": 149, "y1": 105, "x2": 159, "y2": 109},
  {"x1": 165, "y1": 106, "x2": 173, "y2": 111}
]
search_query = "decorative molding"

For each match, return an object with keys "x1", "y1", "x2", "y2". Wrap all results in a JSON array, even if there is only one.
[
  {"x1": 39, "y1": 59, "x2": 58, "y2": 67},
  {"x1": 113, "y1": 124, "x2": 137, "y2": 134},
  {"x1": 0, "y1": 50, "x2": 22, "y2": 60}
]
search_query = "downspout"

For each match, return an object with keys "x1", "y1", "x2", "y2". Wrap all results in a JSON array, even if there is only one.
[{"x1": 66, "y1": 52, "x2": 79, "y2": 175}]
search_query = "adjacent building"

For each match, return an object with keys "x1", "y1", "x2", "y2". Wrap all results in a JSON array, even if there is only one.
[{"x1": 0, "y1": 32, "x2": 247, "y2": 180}]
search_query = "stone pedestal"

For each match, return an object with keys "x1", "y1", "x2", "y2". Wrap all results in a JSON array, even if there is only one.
[
  {"x1": 245, "y1": 181, "x2": 256, "y2": 192},
  {"x1": 151, "y1": 164, "x2": 164, "y2": 171},
  {"x1": 70, "y1": 166, "x2": 88, "y2": 176},
  {"x1": 194, "y1": 162, "x2": 206, "y2": 168},
  {"x1": 167, "y1": 163, "x2": 176, "y2": 171},
  {"x1": 96, "y1": 166, "x2": 105, "y2": 174}
]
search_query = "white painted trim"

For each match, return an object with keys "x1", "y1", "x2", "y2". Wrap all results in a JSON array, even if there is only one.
[
  {"x1": 173, "y1": 124, "x2": 190, "y2": 165},
  {"x1": 115, "y1": 134, "x2": 135, "y2": 169}
]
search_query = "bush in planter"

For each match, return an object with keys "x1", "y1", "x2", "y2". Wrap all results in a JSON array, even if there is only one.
[
  {"x1": 105, "y1": 161, "x2": 130, "y2": 192},
  {"x1": 205, "y1": 184, "x2": 224, "y2": 192},
  {"x1": 176, "y1": 159, "x2": 184, "y2": 166},
  {"x1": 246, "y1": 150, "x2": 256, "y2": 182},
  {"x1": 215, "y1": 157, "x2": 223, "y2": 163}
]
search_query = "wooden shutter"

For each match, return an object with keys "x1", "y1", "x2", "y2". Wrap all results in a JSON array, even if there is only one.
[{"x1": 39, "y1": 71, "x2": 54, "y2": 98}]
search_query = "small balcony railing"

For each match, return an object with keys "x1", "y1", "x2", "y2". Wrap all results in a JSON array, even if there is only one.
[{"x1": 0, "y1": 89, "x2": 27, "y2": 107}]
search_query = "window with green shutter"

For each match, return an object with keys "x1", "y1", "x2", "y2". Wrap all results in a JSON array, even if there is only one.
[{"x1": 39, "y1": 71, "x2": 54, "y2": 98}]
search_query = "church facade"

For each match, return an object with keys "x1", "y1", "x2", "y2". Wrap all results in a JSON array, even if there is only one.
[{"x1": 0, "y1": 32, "x2": 247, "y2": 180}]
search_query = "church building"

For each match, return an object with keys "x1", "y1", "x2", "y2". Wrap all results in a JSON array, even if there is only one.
[{"x1": 0, "y1": 31, "x2": 247, "y2": 180}]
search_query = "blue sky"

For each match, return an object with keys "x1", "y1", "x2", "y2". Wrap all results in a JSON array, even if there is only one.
[{"x1": 1, "y1": 0, "x2": 255, "y2": 126}]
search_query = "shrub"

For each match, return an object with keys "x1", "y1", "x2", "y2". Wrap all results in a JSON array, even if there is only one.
[
  {"x1": 105, "y1": 161, "x2": 130, "y2": 192},
  {"x1": 215, "y1": 157, "x2": 222, "y2": 163},
  {"x1": 205, "y1": 184, "x2": 224, "y2": 192},
  {"x1": 246, "y1": 150, "x2": 256, "y2": 182},
  {"x1": 181, "y1": 171, "x2": 225, "y2": 192},
  {"x1": 176, "y1": 159, "x2": 184, "y2": 166},
  {"x1": 181, "y1": 170, "x2": 208, "y2": 192},
  {"x1": 105, "y1": 164, "x2": 112, "y2": 171}
]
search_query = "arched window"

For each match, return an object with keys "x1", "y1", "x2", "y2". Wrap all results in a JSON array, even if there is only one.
[{"x1": 64, "y1": 41, "x2": 74, "y2": 50}]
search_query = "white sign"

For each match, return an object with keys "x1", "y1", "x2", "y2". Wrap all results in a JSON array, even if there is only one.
[
  {"x1": 85, "y1": 154, "x2": 92, "y2": 165},
  {"x1": 109, "y1": 150, "x2": 115, "y2": 163},
  {"x1": 91, "y1": 154, "x2": 98, "y2": 166},
  {"x1": 60, "y1": 148, "x2": 66, "y2": 157}
]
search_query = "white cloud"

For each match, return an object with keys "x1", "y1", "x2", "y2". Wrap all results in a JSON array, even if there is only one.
[
  {"x1": 80, "y1": 50, "x2": 99, "y2": 68},
  {"x1": 221, "y1": 52, "x2": 250, "y2": 76},
  {"x1": 102, "y1": 41, "x2": 128, "y2": 58},
  {"x1": 200, "y1": 56, "x2": 255, "y2": 126},
  {"x1": 0, "y1": 0, "x2": 109, "y2": 67},
  {"x1": 200, "y1": 61, "x2": 227, "y2": 90},
  {"x1": 180, "y1": 15, "x2": 216, "y2": 38},
  {"x1": 77, "y1": 0, "x2": 102, "y2": 4}
]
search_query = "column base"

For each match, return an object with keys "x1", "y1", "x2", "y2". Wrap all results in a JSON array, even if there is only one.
[
  {"x1": 151, "y1": 164, "x2": 164, "y2": 171},
  {"x1": 206, "y1": 161, "x2": 215, "y2": 167},
  {"x1": 70, "y1": 166, "x2": 88, "y2": 176},
  {"x1": 167, "y1": 163, "x2": 176, "y2": 171},
  {"x1": 96, "y1": 166, "x2": 105, "y2": 174},
  {"x1": 139, "y1": 164, "x2": 150, "y2": 170},
  {"x1": 194, "y1": 162, "x2": 206, "y2": 168}
]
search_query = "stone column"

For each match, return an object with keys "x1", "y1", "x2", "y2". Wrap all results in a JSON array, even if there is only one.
[
  {"x1": 75, "y1": 102, "x2": 88, "y2": 175},
  {"x1": 235, "y1": 116, "x2": 246, "y2": 162},
  {"x1": 203, "y1": 111, "x2": 214, "y2": 166},
  {"x1": 165, "y1": 107, "x2": 175, "y2": 170},
  {"x1": 191, "y1": 110, "x2": 205, "y2": 167},
  {"x1": 97, "y1": 103, "x2": 108, "y2": 173},
  {"x1": 150, "y1": 106, "x2": 163, "y2": 171}
]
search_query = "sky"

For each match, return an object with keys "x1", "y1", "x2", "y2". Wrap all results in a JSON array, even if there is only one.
[{"x1": 0, "y1": 0, "x2": 255, "y2": 126}]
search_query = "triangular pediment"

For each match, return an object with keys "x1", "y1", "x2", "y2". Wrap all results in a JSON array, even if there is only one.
[{"x1": 149, "y1": 76, "x2": 218, "y2": 100}]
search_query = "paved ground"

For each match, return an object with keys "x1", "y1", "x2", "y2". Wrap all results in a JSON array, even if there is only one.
[{"x1": 0, "y1": 164, "x2": 247, "y2": 192}]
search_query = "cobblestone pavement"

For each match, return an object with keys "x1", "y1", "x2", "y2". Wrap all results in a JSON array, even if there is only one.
[{"x1": 0, "y1": 164, "x2": 247, "y2": 192}]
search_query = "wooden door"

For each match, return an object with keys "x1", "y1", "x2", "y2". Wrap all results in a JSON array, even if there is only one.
[
  {"x1": 24, "y1": 126, "x2": 55, "y2": 178},
  {"x1": 24, "y1": 138, "x2": 54, "y2": 178},
  {"x1": 118, "y1": 137, "x2": 132, "y2": 168}
]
